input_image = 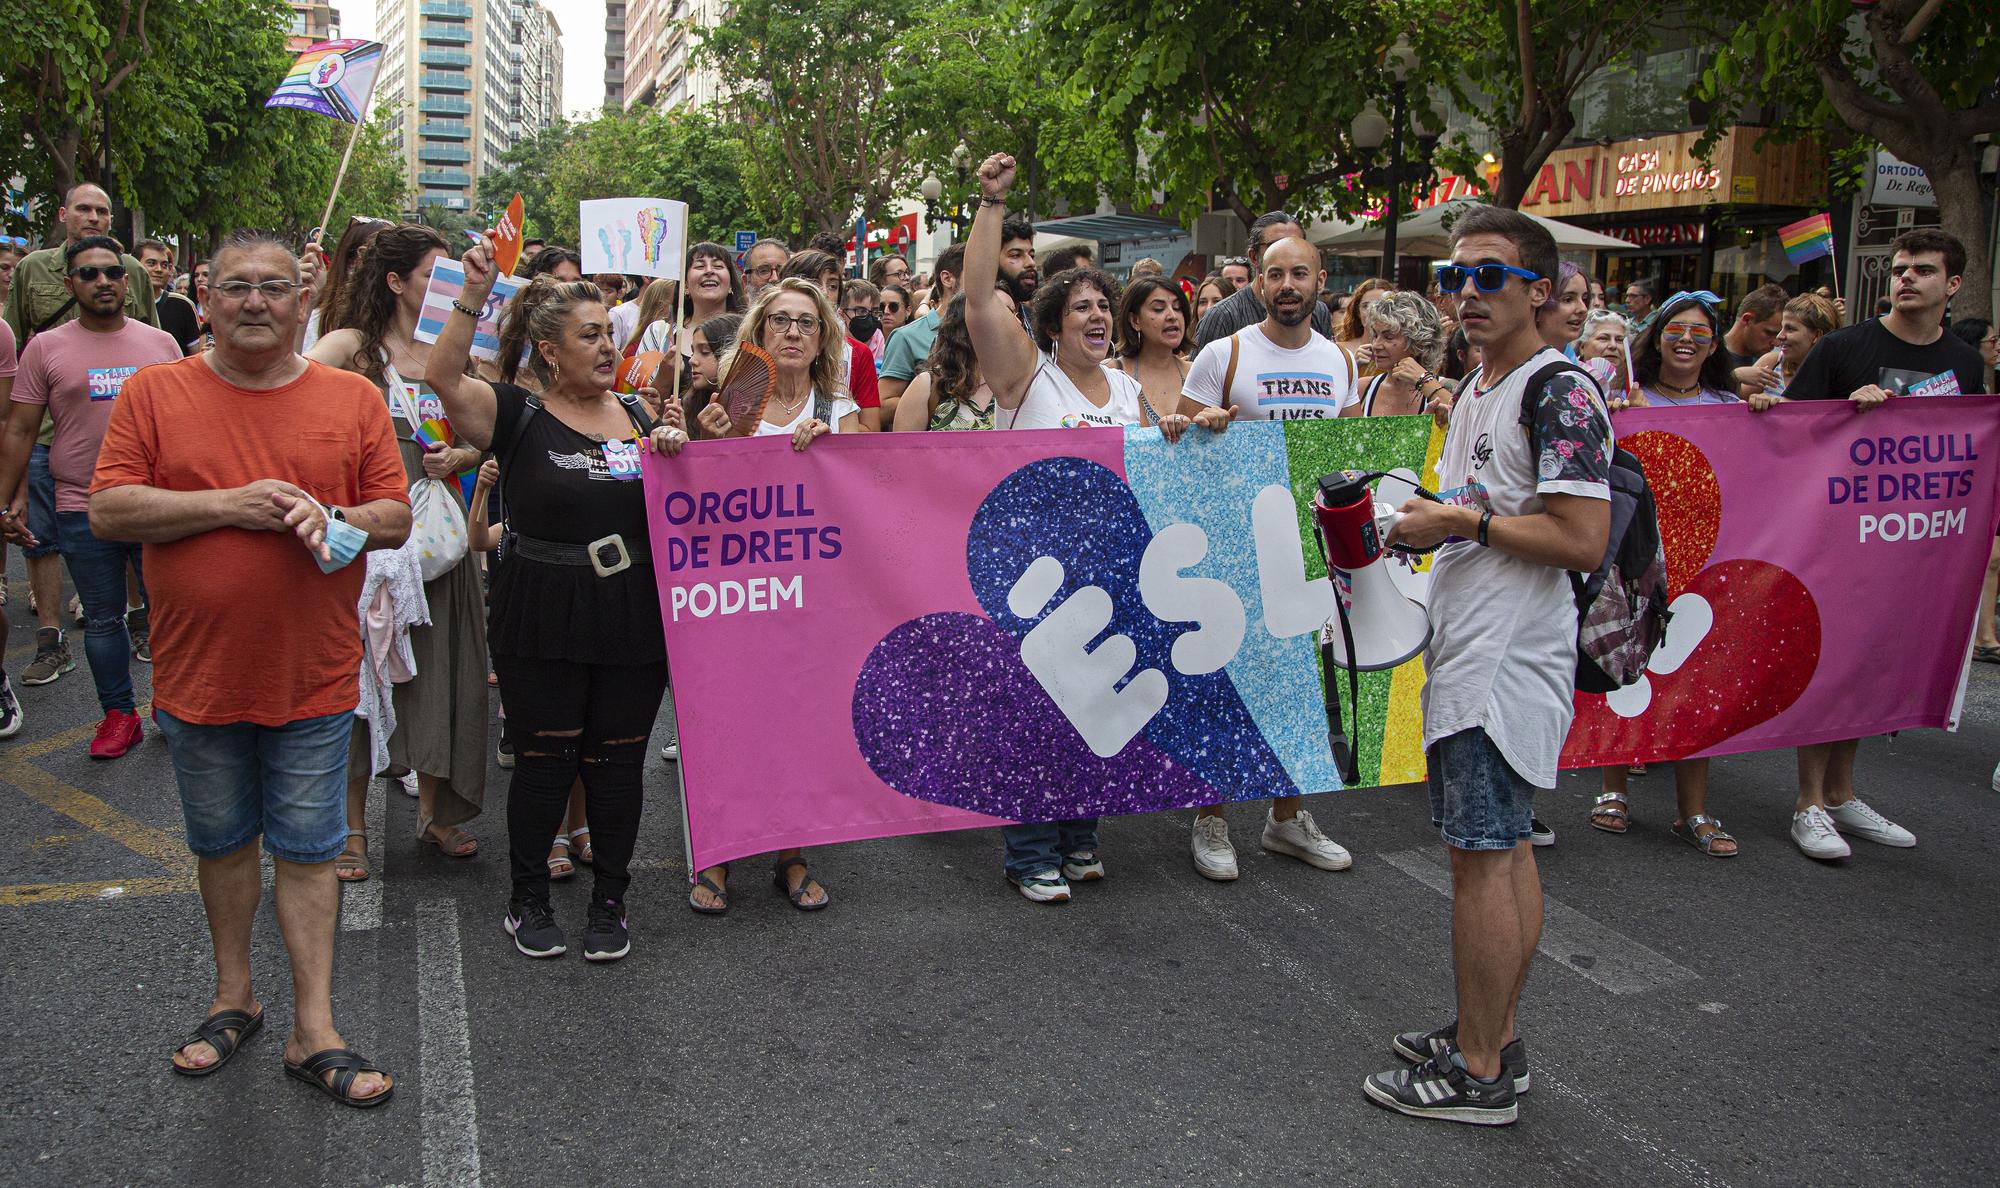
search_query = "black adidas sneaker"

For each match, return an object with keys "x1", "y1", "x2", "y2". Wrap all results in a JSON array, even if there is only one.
[
  {"x1": 1391, "y1": 1020, "x2": 1530, "y2": 1093},
  {"x1": 1363, "y1": 1045, "x2": 1518, "y2": 1126}
]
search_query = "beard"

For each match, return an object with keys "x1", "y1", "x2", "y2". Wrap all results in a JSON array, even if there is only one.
[
  {"x1": 1270, "y1": 291, "x2": 1311, "y2": 328},
  {"x1": 1001, "y1": 268, "x2": 1038, "y2": 305}
]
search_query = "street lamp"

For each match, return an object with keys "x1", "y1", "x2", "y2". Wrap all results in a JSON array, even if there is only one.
[
  {"x1": 1350, "y1": 35, "x2": 1435, "y2": 286},
  {"x1": 922, "y1": 140, "x2": 977, "y2": 239}
]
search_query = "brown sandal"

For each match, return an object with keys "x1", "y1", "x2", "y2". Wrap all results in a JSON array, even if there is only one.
[
  {"x1": 417, "y1": 817, "x2": 479, "y2": 858},
  {"x1": 334, "y1": 831, "x2": 369, "y2": 882}
]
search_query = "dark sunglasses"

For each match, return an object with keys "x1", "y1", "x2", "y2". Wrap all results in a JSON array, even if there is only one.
[
  {"x1": 71, "y1": 265, "x2": 128, "y2": 282},
  {"x1": 882, "y1": 301, "x2": 904, "y2": 312},
  {"x1": 1435, "y1": 263, "x2": 1541, "y2": 294}
]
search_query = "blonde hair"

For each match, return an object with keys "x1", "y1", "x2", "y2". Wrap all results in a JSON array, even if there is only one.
[
  {"x1": 720, "y1": 278, "x2": 845, "y2": 401},
  {"x1": 495, "y1": 275, "x2": 607, "y2": 386},
  {"x1": 1361, "y1": 289, "x2": 1446, "y2": 370},
  {"x1": 1784, "y1": 292, "x2": 1840, "y2": 337}
]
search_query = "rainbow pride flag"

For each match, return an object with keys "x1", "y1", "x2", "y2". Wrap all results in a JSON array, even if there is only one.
[
  {"x1": 1778, "y1": 213, "x2": 1835, "y2": 265},
  {"x1": 267, "y1": 38, "x2": 383, "y2": 123}
]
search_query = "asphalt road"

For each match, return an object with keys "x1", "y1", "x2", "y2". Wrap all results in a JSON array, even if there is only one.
[{"x1": 2, "y1": 557, "x2": 1996, "y2": 1187}]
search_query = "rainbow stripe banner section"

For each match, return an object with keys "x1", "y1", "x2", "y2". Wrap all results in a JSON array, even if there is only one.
[
  {"x1": 413, "y1": 259, "x2": 525, "y2": 362},
  {"x1": 1778, "y1": 212, "x2": 1836, "y2": 265},
  {"x1": 643, "y1": 419, "x2": 1440, "y2": 873},
  {"x1": 267, "y1": 38, "x2": 383, "y2": 123}
]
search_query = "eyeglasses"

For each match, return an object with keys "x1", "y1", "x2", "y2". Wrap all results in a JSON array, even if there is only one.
[
  {"x1": 766, "y1": 313, "x2": 822, "y2": 336},
  {"x1": 750, "y1": 264, "x2": 783, "y2": 279},
  {"x1": 1659, "y1": 323, "x2": 1716, "y2": 346},
  {"x1": 211, "y1": 279, "x2": 302, "y2": 301},
  {"x1": 1435, "y1": 263, "x2": 1543, "y2": 294},
  {"x1": 70, "y1": 265, "x2": 128, "y2": 282}
]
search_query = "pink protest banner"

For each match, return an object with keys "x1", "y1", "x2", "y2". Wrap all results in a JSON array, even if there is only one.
[
  {"x1": 1560, "y1": 397, "x2": 2000, "y2": 767},
  {"x1": 644, "y1": 431, "x2": 1124, "y2": 873}
]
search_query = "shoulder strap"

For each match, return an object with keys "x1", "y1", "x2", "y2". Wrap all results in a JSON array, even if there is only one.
[
  {"x1": 616, "y1": 390, "x2": 661, "y2": 435},
  {"x1": 30, "y1": 296, "x2": 77, "y2": 341},
  {"x1": 1517, "y1": 357, "x2": 1592, "y2": 437},
  {"x1": 502, "y1": 391, "x2": 542, "y2": 460},
  {"x1": 1219, "y1": 332, "x2": 1242, "y2": 409},
  {"x1": 1361, "y1": 373, "x2": 1384, "y2": 417},
  {"x1": 379, "y1": 357, "x2": 423, "y2": 426}
]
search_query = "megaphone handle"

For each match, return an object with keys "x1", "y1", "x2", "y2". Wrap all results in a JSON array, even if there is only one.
[{"x1": 1319, "y1": 598, "x2": 1364, "y2": 790}]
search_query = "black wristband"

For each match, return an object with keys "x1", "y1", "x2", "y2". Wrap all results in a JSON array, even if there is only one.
[
  {"x1": 977, "y1": 196, "x2": 1007, "y2": 207},
  {"x1": 450, "y1": 299, "x2": 482, "y2": 318},
  {"x1": 1477, "y1": 510, "x2": 1493, "y2": 547}
]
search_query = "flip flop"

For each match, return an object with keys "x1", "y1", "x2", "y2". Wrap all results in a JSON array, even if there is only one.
[
  {"x1": 773, "y1": 856, "x2": 829, "y2": 912},
  {"x1": 335, "y1": 830, "x2": 369, "y2": 883},
  {"x1": 1975, "y1": 645, "x2": 2000, "y2": 665},
  {"x1": 171, "y1": 1007, "x2": 263, "y2": 1077},
  {"x1": 284, "y1": 1047, "x2": 395, "y2": 1109}
]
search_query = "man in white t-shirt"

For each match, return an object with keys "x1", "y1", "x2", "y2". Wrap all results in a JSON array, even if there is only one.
[
  {"x1": 1175, "y1": 234, "x2": 1358, "y2": 881},
  {"x1": 1364, "y1": 206, "x2": 1610, "y2": 1126}
]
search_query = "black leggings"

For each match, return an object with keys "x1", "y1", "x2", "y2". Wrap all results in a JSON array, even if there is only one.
[{"x1": 494, "y1": 653, "x2": 668, "y2": 904}]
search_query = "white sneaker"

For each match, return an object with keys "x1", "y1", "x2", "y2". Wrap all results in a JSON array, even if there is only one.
[
  {"x1": 1261, "y1": 808, "x2": 1353, "y2": 870},
  {"x1": 1824, "y1": 799, "x2": 1916, "y2": 848},
  {"x1": 1191, "y1": 814, "x2": 1238, "y2": 881},
  {"x1": 397, "y1": 770, "x2": 419, "y2": 798},
  {"x1": 1011, "y1": 870, "x2": 1071, "y2": 903},
  {"x1": 1991, "y1": 762, "x2": 1999, "y2": 793},
  {"x1": 1061, "y1": 851, "x2": 1104, "y2": 881},
  {"x1": 1791, "y1": 806, "x2": 1851, "y2": 860}
]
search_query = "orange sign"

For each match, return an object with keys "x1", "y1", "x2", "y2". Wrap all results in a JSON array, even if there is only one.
[{"x1": 494, "y1": 192, "x2": 526, "y2": 275}]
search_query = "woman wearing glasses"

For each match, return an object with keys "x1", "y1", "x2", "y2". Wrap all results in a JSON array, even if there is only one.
[
  {"x1": 879, "y1": 284, "x2": 912, "y2": 337},
  {"x1": 1589, "y1": 289, "x2": 1741, "y2": 859},
  {"x1": 307, "y1": 225, "x2": 490, "y2": 881},
  {"x1": 683, "y1": 278, "x2": 852, "y2": 914}
]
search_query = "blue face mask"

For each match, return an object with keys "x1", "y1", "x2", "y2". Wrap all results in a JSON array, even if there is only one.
[{"x1": 314, "y1": 512, "x2": 370, "y2": 573}]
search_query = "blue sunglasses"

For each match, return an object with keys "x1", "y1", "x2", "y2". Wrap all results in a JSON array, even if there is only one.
[{"x1": 1435, "y1": 263, "x2": 1543, "y2": 294}]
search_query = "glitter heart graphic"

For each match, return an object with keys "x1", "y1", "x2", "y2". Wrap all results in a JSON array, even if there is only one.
[
  {"x1": 1564, "y1": 431, "x2": 1820, "y2": 762},
  {"x1": 851, "y1": 455, "x2": 1296, "y2": 818}
]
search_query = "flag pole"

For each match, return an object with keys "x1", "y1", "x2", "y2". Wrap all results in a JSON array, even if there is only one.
[
  {"x1": 667, "y1": 220, "x2": 690, "y2": 413},
  {"x1": 314, "y1": 70, "x2": 379, "y2": 246}
]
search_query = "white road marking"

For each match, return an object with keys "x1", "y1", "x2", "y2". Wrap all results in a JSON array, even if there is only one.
[
  {"x1": 342, "y1": 780, "x2": 387, "y2": 931},
  {"x1": 417, "y1": 899, "x2": 481, "y2": 1188},
  {"x1": 1379, "y1": 848, "x2": 1699, "y2": 995}
]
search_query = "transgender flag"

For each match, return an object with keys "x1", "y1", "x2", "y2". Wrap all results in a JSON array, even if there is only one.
[{"x1": 267, "y1": 38, "x2": 383, "y2": 123}]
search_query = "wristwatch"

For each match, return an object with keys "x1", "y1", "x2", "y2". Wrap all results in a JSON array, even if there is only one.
[{"x1": 328, "y1": 506, "x2": 348, "y2": 523}]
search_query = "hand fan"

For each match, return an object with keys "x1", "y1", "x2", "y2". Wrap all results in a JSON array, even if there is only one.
[{"x1": 716, "y1": 342, "x2": 777, "y2": 437}]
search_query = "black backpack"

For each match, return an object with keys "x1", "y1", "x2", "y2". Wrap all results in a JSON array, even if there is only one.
[{"x1": 1518, "y1": 360, "x2": 1671, "y2": 693}]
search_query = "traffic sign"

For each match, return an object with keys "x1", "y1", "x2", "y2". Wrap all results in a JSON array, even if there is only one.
[{"x1": 734, "y1": 231, "x2": 757, "y2": 252}]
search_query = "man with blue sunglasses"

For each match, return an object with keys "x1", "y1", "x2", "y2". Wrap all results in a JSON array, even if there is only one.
[{"x1": 1365, "y1": 205, "x2": 1612, "y2": 1127}]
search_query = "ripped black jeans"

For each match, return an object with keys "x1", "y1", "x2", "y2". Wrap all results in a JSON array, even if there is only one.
[{"x1": 493, "y1": 653, "x2": 669, "y2": 904}]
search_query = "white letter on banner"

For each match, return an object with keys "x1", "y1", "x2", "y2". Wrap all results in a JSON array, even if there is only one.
[
  {"x1": 1010, "y1": 560, "x2": 1168, "y2": 758},
  {"x1": 1251, "y1": 484, "x2": 1335, "y2": 638},
  {"x1": 1137, "y1": 522, "x2": 1246, "y2": 675}
]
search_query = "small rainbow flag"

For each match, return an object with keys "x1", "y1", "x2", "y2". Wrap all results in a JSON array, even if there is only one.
[
  {"x1": 1779, "y1": 213, "x2": 1835, "y2": 266},
  {"x1": 267, "y1": 38, "x2": 383, "y2": 123}
]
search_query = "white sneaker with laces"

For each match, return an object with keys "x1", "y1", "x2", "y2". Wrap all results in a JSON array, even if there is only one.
[
  {"x1": 1991, "y1": 762, "x2": 1999, "y2": 794},
  {"x1": 1791, "y1": 805, "x2": 1851, "y2": 860},
  {"x1": 1191, "y1": 814, "x2": 1239, "y2": 881},
  {"x1": 1261, "y1": 808, "x2": 1353, "y2": 870},
  {"x1": 397, "y1": 770, "x2": 419, "y2": 798},
  {"x1": 1824, "y1": 798, "x2": 1915, "y2": 848}
]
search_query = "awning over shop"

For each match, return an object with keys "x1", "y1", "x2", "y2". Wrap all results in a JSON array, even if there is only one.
[
  {"x1": 1031, "y1": 213, "x2": 1185, "y2": 243},
  {"x1": 1317, "y1": 198, "x2": 1635, "y2": 257}
]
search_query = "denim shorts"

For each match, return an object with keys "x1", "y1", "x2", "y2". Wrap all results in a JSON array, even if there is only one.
[
  {"x1": 25, "y1": 443, "x2": 59, "y2": 560},
  {"x1": 155, "y1": 708, "x2": 355, "y2": 863},
  {"x1": 1426, "y1": 727, "x2": 1536, "y2": 852}
]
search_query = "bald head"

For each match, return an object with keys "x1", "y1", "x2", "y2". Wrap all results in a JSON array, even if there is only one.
[
  {"x1": 1259, "y1": 235, "x2": 1325, "y2": 329},
  {"x1": 60, "y1": 184, "x2": 113, "y2": 243}
]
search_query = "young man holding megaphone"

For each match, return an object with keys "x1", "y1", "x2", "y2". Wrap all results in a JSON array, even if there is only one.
[{"x1": 1362, "y1": 207, "x2": 1611, "y2": 1126}]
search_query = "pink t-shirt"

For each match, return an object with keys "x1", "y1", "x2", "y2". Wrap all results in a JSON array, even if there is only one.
[
  {"x1": 13, "y1": 318, "x2": 182, "y2": 513},
  {"x1": 0, "y1": 319, "x2": 17, "y2": 380}
]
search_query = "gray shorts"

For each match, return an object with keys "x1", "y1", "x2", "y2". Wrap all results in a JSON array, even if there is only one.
[{"x1": 1426, "y1": 727, "x2": 1536, "y2": 852}]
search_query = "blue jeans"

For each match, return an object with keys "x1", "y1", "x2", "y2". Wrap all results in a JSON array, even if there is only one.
[
  {"x1": 56, "y1": 511, "x2": 143, "y2": 713},
  {"x1": 1426, "y1": 727, "x2": 1536, "y2": 852},
  {"x1": 1001, "y1": 819, "x2": 1100, "y2": 881},
  {"x1": 24, "y1": 444, "x2": 58, "y2": 559},
  {"x1": 155, "y1": 707, "x2": 354, "y2": 863}
]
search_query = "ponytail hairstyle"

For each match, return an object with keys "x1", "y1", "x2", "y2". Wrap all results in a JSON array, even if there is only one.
[
  {"x1": 339, "y1": 223, "x2": 449, "y2": 386},
  {"x1": 495, "y1": 275, "x2": 607, "y2": 386},
  {"x1": 315, "y1": 216, "x2": 388, "y2": 332}
]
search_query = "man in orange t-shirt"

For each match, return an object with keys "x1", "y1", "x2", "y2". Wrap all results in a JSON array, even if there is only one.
[{"x1": 90, "y1": 230, "x2": 410, "y2": 1109}]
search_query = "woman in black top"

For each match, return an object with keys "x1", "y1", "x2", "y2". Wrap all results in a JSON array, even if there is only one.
[{"x1": 426, "y1": 235, "x2": 688, "y2": 963}]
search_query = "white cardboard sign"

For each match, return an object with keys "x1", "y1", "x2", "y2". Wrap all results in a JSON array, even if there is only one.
[{"x1": 579, "y1": 198, "x2": 690, "y2": 279}]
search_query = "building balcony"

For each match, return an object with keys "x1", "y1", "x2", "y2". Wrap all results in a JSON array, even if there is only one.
[
  {"x1": 418, "y1": 145, "x2": 473, "y2": 164},
  {"x1": 420, "y1": 72, "x2": 471, "y2": 91},
  {"x1": 419, "y1": 121, "x2": 470, "y2": 139},
  {"x1": 421, "y1": 49, "x2": 472, "y2": 67},
  {"x1": 419, "y1": 96, "x2": 472, "y2": 115},
  {"x1": 419, "y1": 2, "x2": 472, "y2": 18},
  {"x1": 417, "y1": 170, "x2": 473, "y2": 187},
  {"x1": 420, "y1": 24, "x2": 471, "y2": 43}
]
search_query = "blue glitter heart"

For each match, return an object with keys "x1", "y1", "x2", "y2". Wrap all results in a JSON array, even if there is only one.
[{"x1": 964, "y1": 456, "x2": 1297, "y2": 802}]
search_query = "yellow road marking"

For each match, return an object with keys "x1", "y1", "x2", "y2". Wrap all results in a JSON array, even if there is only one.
[{"x1": 0, "y1": 874, "x2": 191, "y2": 907}]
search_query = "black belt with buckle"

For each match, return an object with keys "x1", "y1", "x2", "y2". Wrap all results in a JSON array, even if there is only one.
[{"x1": 509, "y1": 532, "x2": 649, "y2": 578}]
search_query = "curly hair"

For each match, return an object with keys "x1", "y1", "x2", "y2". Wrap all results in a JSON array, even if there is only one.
[
  {"x1": 338, "y1": 223, "x2": 448, "y2": 386},
  {"x1": 1361, "y1": 290, "x2": 1446, "y2": 371},
  {"x1": 495, "y1": 275, "x2": 608, "y2": 386},
  {"x1": 924, "y1": 293, "x2": 981, "y2": 409},
  {"x1": 722, "y1": 278, "x2": 846, "y2": 404},
  {"x1": 1030, "y1": 266, "x2": 1121, "y2": 353}
]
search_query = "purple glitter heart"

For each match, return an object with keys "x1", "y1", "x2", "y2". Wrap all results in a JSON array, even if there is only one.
[{"x1": 852, "y1": 612, "x2": 1223, "y2": 820}]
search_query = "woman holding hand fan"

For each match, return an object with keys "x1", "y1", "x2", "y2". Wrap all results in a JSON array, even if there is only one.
[{"x1": 425, "y1": 234, "x2": 690, "y2": 963}]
